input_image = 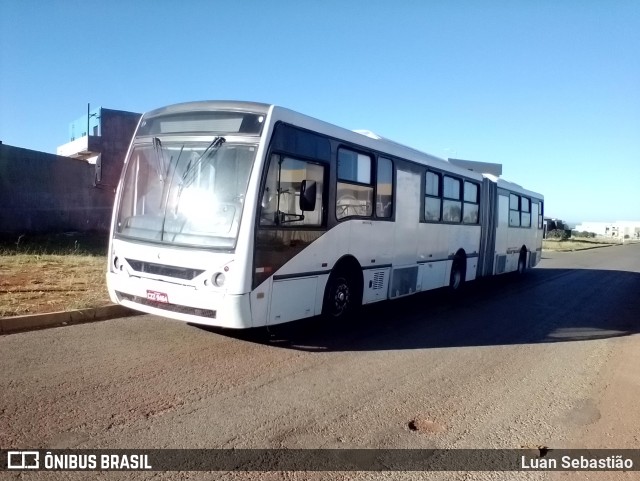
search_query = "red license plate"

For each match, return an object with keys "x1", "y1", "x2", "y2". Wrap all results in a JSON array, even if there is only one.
[{"x1": 147, "y1": 290, "x2": 169, "y2": 303}]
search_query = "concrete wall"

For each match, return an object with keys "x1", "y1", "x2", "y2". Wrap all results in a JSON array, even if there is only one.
[
  {"x1": 97, "y1": 109, "x2": 140, "y2": 189},
  {"x1": 0, "y1": 108, "x2": 140, "y2": 235},
  {"x1": 0, "y1": 145, "x2": 114, "y2": 233}
]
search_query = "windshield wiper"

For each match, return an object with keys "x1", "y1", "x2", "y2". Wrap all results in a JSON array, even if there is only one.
[
  {"x1": 152, "y1": 137, "x2": 169, "y2": 182},
  {"x1": 181, "y1": 136, "x2": 226, "y2": 188}
]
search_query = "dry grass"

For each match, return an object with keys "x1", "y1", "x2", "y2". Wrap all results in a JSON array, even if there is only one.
[
  {"x1": 542, "y1": 238, "x2": 618, "y2": 252},
  {"x1": 0, "y1": 233, "x2": 110, "y2": 317}
]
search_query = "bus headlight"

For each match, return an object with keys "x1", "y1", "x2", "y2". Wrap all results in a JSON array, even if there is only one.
[
  {"x1": 113, "y1": 256, "x2": 122, "y2": 271},
  {"x1": 212, "y1": 272, "x2": 225, "y2": 287}
]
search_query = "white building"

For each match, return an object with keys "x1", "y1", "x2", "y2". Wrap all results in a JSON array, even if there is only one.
[{"x1": 574, "y1": 221, "x2": 640, "y2": 240}]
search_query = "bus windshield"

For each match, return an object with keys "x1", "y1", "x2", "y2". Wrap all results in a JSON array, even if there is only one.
[{"x1": 115, "y1": 140, "x2": 257, "y2": 249}]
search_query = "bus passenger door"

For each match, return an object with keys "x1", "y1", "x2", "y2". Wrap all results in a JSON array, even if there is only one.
[
  {"x1": 389, "y1": 170, "x2": 420, "y2": 298},
  {"x1": 494, "y1": 193, "x2": 509, "y2": 274},
  {"x1": 530, "y1": 201, "x2": 540, "y2": 266}
]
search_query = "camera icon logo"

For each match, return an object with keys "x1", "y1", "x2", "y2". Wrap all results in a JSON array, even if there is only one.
[{"x1": 7, "y1": 451, "x2": 40, "y2": 469}]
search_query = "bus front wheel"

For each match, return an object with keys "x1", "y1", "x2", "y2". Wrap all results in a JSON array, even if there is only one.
[{"x1": 323, "y1": 271, "x2": 360, "y2": 320}]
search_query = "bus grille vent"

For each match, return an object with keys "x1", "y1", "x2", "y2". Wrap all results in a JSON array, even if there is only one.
[
  {"x1": 373, "y1": 271, "x2": 385, "y2": 290},
  {"x1": 116, "y1": 292, "x2": 216, "y2": 319},
  {"x1": 126, "y1": 259, "x2": 205, "y2": 281}
]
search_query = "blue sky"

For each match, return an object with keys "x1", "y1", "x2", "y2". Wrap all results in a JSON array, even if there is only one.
[{"x1": 1, "y1": 0, "x2": 638, "y2": 223}]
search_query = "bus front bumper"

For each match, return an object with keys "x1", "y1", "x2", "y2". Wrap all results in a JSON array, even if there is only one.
[{"x1": 107, "y1": 273, "x2": 253, "y2": 329}]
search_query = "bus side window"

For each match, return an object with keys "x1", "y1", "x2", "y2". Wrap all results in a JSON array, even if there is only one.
[
  {"x1": 260, "y1": 154, "x2": 280, "y2": 225},
  {"x1": 521, "y1": 197, "x2": 531, "y2": 227},
  {"x1": 336, "y1": 148, "x2": 373, "y2": 219},
  {"x1": 442, "y1": 176, "x2": 462, "y2": 223},
  {"x1": 463, "y1": 181, "x2": 479, "y2": 224},
  {"x1": 509, "y1": 194, "x2": 520, "y2": 227},
  {"x1": 538, "y1": 201, "x2": 544, "y2": 229},
  {"x1": 376, "y1": 157, "x2": 393, "y2": 218},
  {"x1": 260, "y1": 154, "x2": 325, "y2": 227},
  {"x1": 425, "y1": 171, "x2": 441, "y2": 221}
]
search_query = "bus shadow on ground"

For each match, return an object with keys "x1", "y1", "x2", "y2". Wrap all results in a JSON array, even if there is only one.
[{"x1": 195, "y1": 268, "x2": 640, "y2": 353}]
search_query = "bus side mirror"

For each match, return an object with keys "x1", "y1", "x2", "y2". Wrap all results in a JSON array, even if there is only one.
[{"x1": 300, "y1": 180, "x2": 316, "y2": 212}]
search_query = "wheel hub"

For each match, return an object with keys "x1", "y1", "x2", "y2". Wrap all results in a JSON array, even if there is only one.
[{"x1": 333, "y1": 283, "x2": 349, "y2": 314}]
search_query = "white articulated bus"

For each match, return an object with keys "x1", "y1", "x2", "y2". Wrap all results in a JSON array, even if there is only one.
[{"x1": 107, "y1": 101, "x2": 544, "y2": 329}]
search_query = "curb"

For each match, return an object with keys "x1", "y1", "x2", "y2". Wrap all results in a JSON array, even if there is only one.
[{"x1": 0, "y1": 305, "x2": 138, "y2": 335}]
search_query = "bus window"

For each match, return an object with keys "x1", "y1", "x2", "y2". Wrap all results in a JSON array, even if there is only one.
[
  {"x1": 260, "y1": 154, "x2": 324, "y2": 227},
  {"x1": 376, "y1": 157, "x2": 393, "y2": 218},
  {"x1": 337, "y1": 148, "x2": 373, "y2": 219},
  {"x1": 443, "y1": 176, "x2": 461, "y2": 223},
  {"x1": 538, "y1": 201, "x2": 544, "y2": 229},
  {"x1": 509, "y1": 193, "x2": 521, "y2": 227},
  {"x1": 463, "y1": 181, "x2": 479, "y2": 224},
  {"x1": 521, "y1": 197, "x2": 531, "y2": 227},
  {"x1": 260, "y1": 154, "x2": 280, "y2": 225},
  {"x1": 425, "y1": 171, "x2": 441, "y2": 221}
]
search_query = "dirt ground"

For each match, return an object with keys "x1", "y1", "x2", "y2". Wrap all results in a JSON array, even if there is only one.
[
  {"x1": 0, "y1": 232, "x2": 110, "y2": 317},
  {"x1": 0, "y1": 254, "x2": 109, "y2": 317},
  {"x1": 2, "y1": 244, "x2": 639, "y2": 480}
]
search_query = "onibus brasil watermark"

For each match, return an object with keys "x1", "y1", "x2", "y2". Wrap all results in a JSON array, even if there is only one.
[
  {"x1": 5, "y1": 451, "x2": 151, "y2": 471},
  {"x1": 2, "y1": 449, "x2": 638, "y2": 472}
]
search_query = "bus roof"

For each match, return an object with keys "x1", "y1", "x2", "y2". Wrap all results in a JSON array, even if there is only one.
[
  {"x1": 269, "y1": 105, "x2": 487, "y2": 182},
  {"x1": 143, "y1": 101, "x2": 272, "y2": 118},
  {"x1": 142, "y1": 101, "x2": 542, "y2": 198}
]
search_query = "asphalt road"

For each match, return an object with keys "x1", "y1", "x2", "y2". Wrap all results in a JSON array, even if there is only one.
[{"x1": 2, "y1": 243, "x2": 640, "y2": 480}]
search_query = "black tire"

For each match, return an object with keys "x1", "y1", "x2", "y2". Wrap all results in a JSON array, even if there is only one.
[
  {"x1": 322, "y1": 271, "x2": 361, "y2": 321},
  {"x1": 517, "y1": 251, "x2": 527, "y2": 275},
  {"x1": 449, "y1": 258, "x2": 466, "y2": 292}
]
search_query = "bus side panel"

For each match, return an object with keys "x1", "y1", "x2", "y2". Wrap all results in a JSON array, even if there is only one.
[
  {"x1": 250, "y1": 279, "x2": 271, "y2": 326},
  {"x1": 506, "y1": 225, "x2": 535, "y2": 270},
  {"x1": 347, "y1": 220, "x2": 394, "y2": 271},
  {"x1": 417, "y1": 220, "x2": 449, "y2": 291},
  {"x1": 465, "y1": 254, "x2": 478, "y2": 282},
  {"x1": 416, "y1": 226, "x2": 482, "y2": 291},
  {"x1": 418, "y1": 261, "x2": 448, "y2": 291},
  {"x1": 269, "y1": 277, "x2": 318, "y2": 324},
  {"x1": 252, "y1": 222, "x2": 349, "y2": 326}
]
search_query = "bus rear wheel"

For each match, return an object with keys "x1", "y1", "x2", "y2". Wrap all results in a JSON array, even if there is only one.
[
  {"x1": 449, "y1": 259, "x2": 466, "y2": 292},
  {"x1": 517, "y1": 251, "x2": 527, "y2": 275}
]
